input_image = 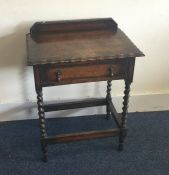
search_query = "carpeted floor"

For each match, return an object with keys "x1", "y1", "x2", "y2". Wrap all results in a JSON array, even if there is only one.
[{"x1": 0, "y1": 111, "x2": 169, "y2": 175}]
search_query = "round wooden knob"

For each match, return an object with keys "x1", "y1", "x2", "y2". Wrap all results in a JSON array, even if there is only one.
[{"x1": 56, "y1": 70, "x2": 62, "y2": 81}]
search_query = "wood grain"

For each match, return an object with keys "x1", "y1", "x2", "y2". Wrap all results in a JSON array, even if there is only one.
[{"x1": 27, "y1": 18, "x2": 144, "y2": 65}]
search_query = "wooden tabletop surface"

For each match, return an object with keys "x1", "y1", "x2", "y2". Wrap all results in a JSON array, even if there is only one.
[{"x1": 27, "y1": 18, "x2": 144, "y2": 65}]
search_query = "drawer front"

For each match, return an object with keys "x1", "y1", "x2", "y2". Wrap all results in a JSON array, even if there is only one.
[{"x1": 41, "y1": 61, "x2": 127, "y2": 86}]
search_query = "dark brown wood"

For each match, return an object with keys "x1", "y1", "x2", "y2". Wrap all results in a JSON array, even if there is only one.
[
  {"x1": 27, "y1": 18, "x2": 145, "y2": 161},
  {"x1": 30, "y1": 18, "x2": 118, "y2": 40},
  {"x1": 40, "y1": 60, "x2": 128, "y2": 86},
  {"x1": 43, "y1": 76, "x2": 125, "y2": 87},
  {"x1": 109, "y1": 101, "x2": 122, "y2": 128},
  {"x1": 44, "y1": 98, "x2": 106, "y2": 112},
  {"x1": 27, "y1": 18, "x2": 144, "y2": 66},
  {"x1": 33, "y1": 66, "x2": 42, "y2": 89},
  {"x1": 119, "y1": 80, "x2": 131, "y2": 151},
  {"x1": 127, "y1": 58, "x2": 136, "y2": 83},
  {"x1": 36, "y1": 89, "x2": 48, "y2": 162},
  {"x1": 106, "y1": 80, "x2": 112, "y2": 119},
  {"x1": 42, "y1": 128, "x2": 121, "y2": 144}
]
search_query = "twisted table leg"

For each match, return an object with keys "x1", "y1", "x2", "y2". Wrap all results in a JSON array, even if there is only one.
[
  {"x1": 36, "y1": 89, "x2": 48, "y2": 162},
  {"x1": 119, "y1": 80, "x2": 131, "y2": 151},
  {"x1": 106, "y1": 80, "x2": 112, "y2": 120}
]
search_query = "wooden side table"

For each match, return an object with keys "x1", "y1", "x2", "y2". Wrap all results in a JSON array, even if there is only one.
[{"x1": 26, "y1": 18, "x2": 144, "y2": 162}]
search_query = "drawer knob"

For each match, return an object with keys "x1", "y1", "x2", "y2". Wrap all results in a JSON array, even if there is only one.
[
  {"x1": 109, "y1": 67, "x2": 114, "y2": 77},
  {"x1": 56, "y1": 70, "x2": 62, "y2": 81}
]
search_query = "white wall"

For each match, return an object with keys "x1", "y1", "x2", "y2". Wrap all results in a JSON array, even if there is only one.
[{"x1": 0, "y1": 0, "x2": 169, "y2": 121}]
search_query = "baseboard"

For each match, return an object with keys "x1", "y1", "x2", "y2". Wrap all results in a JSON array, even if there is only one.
[{"x1": 0, "y1": 93, "x2": 169, "y2": 122}]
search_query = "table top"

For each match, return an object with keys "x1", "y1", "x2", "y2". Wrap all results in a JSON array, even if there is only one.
[{"x1": 27, "y1": 18, "x2": 144, "y2": 66}]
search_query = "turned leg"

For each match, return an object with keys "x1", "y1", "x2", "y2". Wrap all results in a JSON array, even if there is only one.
[
  {"x1": 119, "y1": 80, "x2": 131, "y2": 151},
  {"x1": 106, "y1": 80, "x2": 112, "y2": 120},
  {"x1": 36, "y1": 88, "x2": 48, "y2": 162}
]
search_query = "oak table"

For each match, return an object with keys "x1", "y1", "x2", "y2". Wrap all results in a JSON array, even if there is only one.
[{"x1": 26, "y1": 18, "x2": 144, "y2": 162}]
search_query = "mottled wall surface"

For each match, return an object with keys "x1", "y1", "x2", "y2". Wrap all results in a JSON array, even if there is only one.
[{"x1": 0, "y1": 0, "x2": 169, "y2": 120}]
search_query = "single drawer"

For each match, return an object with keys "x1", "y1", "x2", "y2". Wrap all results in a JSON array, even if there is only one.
[{"x1": 41, "y1": 61, "x2": 127, "y2": 86}]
